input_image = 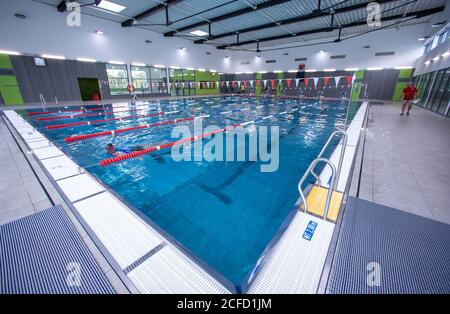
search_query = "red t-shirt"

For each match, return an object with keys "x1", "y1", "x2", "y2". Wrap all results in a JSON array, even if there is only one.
[{"x1": 402, "y1": 86, "x2": 417, "y2": 100}]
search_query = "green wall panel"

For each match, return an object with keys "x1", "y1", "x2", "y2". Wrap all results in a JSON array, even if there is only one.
[
  {"x1": 255, "y1": 73, "x2": 262, "y2": 96},
  {"x1": 351, "y1": 82, "x2": 362, "y2": 100},
  {"x1": 195, "y1": 71, "x2": 219, "y2": 95},
  {"x1": 355, "y1": 70, "x2": 365, "y2": 79},
  {"x1": 392, "y1": 82, "x2": 408, "y2": 101},
  {"x1": 0, "y1": 75, "x2": 24, "y2": 105},
  {"x1": 399, "y1": 68, "x2": 413, "y2": 79},
  {"x1": 0, "y1": 54, "x2": 12, "y2": 69}
]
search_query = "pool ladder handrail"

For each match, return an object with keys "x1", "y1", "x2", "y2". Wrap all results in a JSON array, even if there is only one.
[
  {"x1": 297, "y1": 131, "x2": 347, "y2": 220},
  {"x1": 298, "y1": 158, "x2": 337, "y2": 220},
  {"x1": 315, "y1": 131, "x2": 347, "y2": 191}
]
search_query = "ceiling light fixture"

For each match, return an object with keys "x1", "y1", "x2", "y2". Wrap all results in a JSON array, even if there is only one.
[
  {"x1": 42, "y1": 54, "x2": 66, "y2": 60},
  {"x1": 190, "y1": 30, "x2": 209, "y2": 36},
  {"x1": 77, "y1": 57, "x2": 97, "y2": 63},
  {"x1": 109, "y1": 60, "x2": 125, "y2": 65},
  {"x1": 345, "y1": 68, "x2": 359, "y2": 71},
  {"x1": 0, "y1": 50, "x2": 21, "y2": 55},
  {"x1": 97, "y1": 0, "x2": 126, "y2": 13},
  {"x1": 95, "y1": 30, "x2": 104, "y2": 35}
]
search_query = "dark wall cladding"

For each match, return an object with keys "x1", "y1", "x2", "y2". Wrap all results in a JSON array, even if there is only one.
[
  {"x1": 363, "y1": 69, "x2": 399, "y2": 100},
  {"x1": 10, "y1": 55, "x2": 109, "y2": 103}
]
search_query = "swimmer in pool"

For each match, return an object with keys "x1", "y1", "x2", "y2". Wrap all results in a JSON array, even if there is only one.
[
  {"x1": 104, "y1": 143, "x2": 147, "y2": 156},
  {"x1": 104, "y1": 141, "x2": 171, "y2": 158}
]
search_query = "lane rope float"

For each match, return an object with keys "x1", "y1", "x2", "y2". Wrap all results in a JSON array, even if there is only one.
[
  {"x1": 64, "y1": 116, "x2": 200, "y2": 143},
  {"x1": 99, "y1": 123, "x2": 241, "y2": 167},
  {"x1": 46, "y1": 112, "x2": 169, "y2": 130}
]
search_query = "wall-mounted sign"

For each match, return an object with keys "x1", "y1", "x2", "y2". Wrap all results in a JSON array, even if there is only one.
[{"x1": 34, "y1": 57, "x2": 46, "y2": 67}]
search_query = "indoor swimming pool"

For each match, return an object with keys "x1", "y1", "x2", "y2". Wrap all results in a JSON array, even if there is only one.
[{"x1": 18, "y1": 96, "x2": 350, "y2": 290}]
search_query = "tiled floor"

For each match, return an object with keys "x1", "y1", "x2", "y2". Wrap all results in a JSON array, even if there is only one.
[
  {"x1": 0, "y1": 117, "x2": 53, "y2": 224},
  {"x1": 358, "y1": 102, "x2": 450, "y2": 224}
]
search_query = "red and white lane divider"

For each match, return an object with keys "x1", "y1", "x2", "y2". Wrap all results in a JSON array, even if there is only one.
[
  {"x1": 46, "y1": 111, "x2": 178, "y2": 130},
  {"x1": 36, "y1": 108, "x2": 148, "y2": 121},
  {"x1": 27, "y1": 109, "x2": 85, "y2": 116},
  {"x1": 99, "y1": 123, "x2": 241, "y2": 167},
  {"x1": 64, "y1": 115, "x2": 209, "y2": 143}
]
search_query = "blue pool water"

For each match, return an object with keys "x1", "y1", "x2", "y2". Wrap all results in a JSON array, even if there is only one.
[{"x1": 19, "y1": 96, "x2": 348, "y2": 289}]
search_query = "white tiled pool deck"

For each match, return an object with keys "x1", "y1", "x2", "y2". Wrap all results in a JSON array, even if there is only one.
[{"x1": 356, "y1": 102, "x2": 450, "y2": 224}]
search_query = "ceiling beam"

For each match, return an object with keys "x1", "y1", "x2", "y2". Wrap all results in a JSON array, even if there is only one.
[
  {"x1": 164, "y1": 0, "x2": 291, "y2": 37},
  {"x1": 122, "y1": 0, "x2": 183, "y2": 27},
  {"x1": 195, "y1": 0, "x2": 398, "y2": 44},
  {"x1": 216, "y1": 6, "x2": 444, "y2": 49}
]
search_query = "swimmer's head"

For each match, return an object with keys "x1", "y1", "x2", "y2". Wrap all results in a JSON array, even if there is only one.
[{"x1": 104, "y1": 143, "x2": 116, "y2": 154}]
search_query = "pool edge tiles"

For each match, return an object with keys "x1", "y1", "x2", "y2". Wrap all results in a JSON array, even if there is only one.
[
  {"x1": 245, "y1": 101, "x2": 368, "y2": 293},
  {"x1": 2, "y1": 109, "x2": 231, "y2": 294}
]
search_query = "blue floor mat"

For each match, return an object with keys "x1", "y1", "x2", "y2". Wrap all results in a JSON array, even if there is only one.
[
  {"x1": 326, "y1": 196, "x2": 450, "y2": 294},
  {"x1": 1, "y1": 205, "x2": 115, "y2": 294}
]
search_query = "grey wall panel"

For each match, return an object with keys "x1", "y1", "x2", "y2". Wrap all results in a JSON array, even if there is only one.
[
  {"x1": 9, "y1": 56, "x2": 121, "y2": 104},
  {"x1": 362, "y1": 69, "x2": 399, "y2": 100}
]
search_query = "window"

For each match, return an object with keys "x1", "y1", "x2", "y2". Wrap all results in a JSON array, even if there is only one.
[
  {"x1": 131, "y1": 66, "x2": 151, "y2": 94},
  {"x1": 439, "y1": 30, "x2": 447, "y2": 44},
  {"x1": 436, "y1": 69, "x2": 450, "y2": 114},
  {"x1": 427, "y1": 71, "x2": 444, "y2": 109},
  {"x1": 424, "y1": 42, "x2": 432, "y2": 54},
  {"x1": 150, "y1": 67, "x2": 168, "y2": 94},
  {"x1": 106, "y1": 64, "x2": 129, "y2": 95},
  {"x1": 169, "y1": 69, "x2": 196, "y2": 96}
]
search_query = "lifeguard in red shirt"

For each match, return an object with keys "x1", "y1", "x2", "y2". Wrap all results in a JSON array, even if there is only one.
[{"x1": 401, "y1": 82, "x2": 418, "y2": 116}]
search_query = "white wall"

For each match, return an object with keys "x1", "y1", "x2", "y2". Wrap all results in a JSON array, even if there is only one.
[
  {"x1": 0, "y1": 0, "x2": 447, "y2": 74},
  {"x1": 232, "y1": 24, "x2": 429, "y2": 73},
  {"x1": 0, "y1": 0, "x2": 235, "y2": 72}
]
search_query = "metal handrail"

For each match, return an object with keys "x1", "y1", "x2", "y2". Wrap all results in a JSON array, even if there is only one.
[
  {"x1": 39, "y1": 93, "x2": 47, "y2": 111},
  {"x1": 298, "y1": 158, "x2": 337, "y2": 220},
  {"x1": 316, "y1": 130, "x2": 347, "y2": 191}
]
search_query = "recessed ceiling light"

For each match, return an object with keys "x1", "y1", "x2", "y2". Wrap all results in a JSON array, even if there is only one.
[
  {"x1": 170, "y1": 66, "x2": 180, "y2": 69},
  {"x1": 288, "y1": 70, "x2": 298, "y2": 73},
  {"x1": 0, "y1": 50, "x2": 21, "y2": 55},
  {"x1": 345, "y1": 68, "x2": 359, "y2": 71},
  {"x1": 235, "y1": 72, "x2": 242, "y2": 74},
  {"x1": 197, "y1": 68, "x2": 206, "y2": 72},
  {"x1": 258, "y1": 71, "x2": 267, "y2": 74},
  {"x1": 186, "y1": 67, "x2": 195, "y2": 70},
  {"x1": 132, "y1": 62, "x2": 146, "y2": 66},
  {"x1": 95, "y1": 30, "x2": 104, "y2": 35},
  {"x1": 394, "y1": 66, "x2": 413, "y2": 70},
  {"x1": 324, "y1": 68, "x2": 336, "y2": 72},
  {"x1": 190, "y1": 30, "x2": 209, "y2": 36},
  {"x1": 319, "y1": 50, "x2": 325, "y2": 53},
  {"x1": 153, "y1": 64, "x2": 165, "y2": 68},
  {"x1": 97, "y1": 0, "x2": 126, "y2": 13},
  {"x1": 418, "y1": 37, "x2": 429, "y2": 41},
  {"x1": 425, "y1": 60, "x2": 431, "y2": 65},
  {"x1": 367, "y1": 67, "x2": 383, "y2": 71},
  {"x1": 109, "y1": 60, "x2": 125, "y2": 64},
  {"x1": 433, "y1": 56, "x2": 440, "y2": 61},
  {"x1": 210, "y1": 69, "x2": 217, "y2": 73},
  {"x1": 305, "y1": 69, "x2": 317, "y2": 72},
  {"x1": 42, "y1": 54, "x2": 65, "y2": 60},
  {"x1": 442, "y1": 51, "x2": 450, "y2": 57},
  {"x1": 273, "y1": 70, "x2": 283, "y2": 73},
  {"x1": 77, "y1": 57, "x2": 97, "y2": 63},
  {"x1": 180, "y1": 47, "x2": 186, "y2": 51}
]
